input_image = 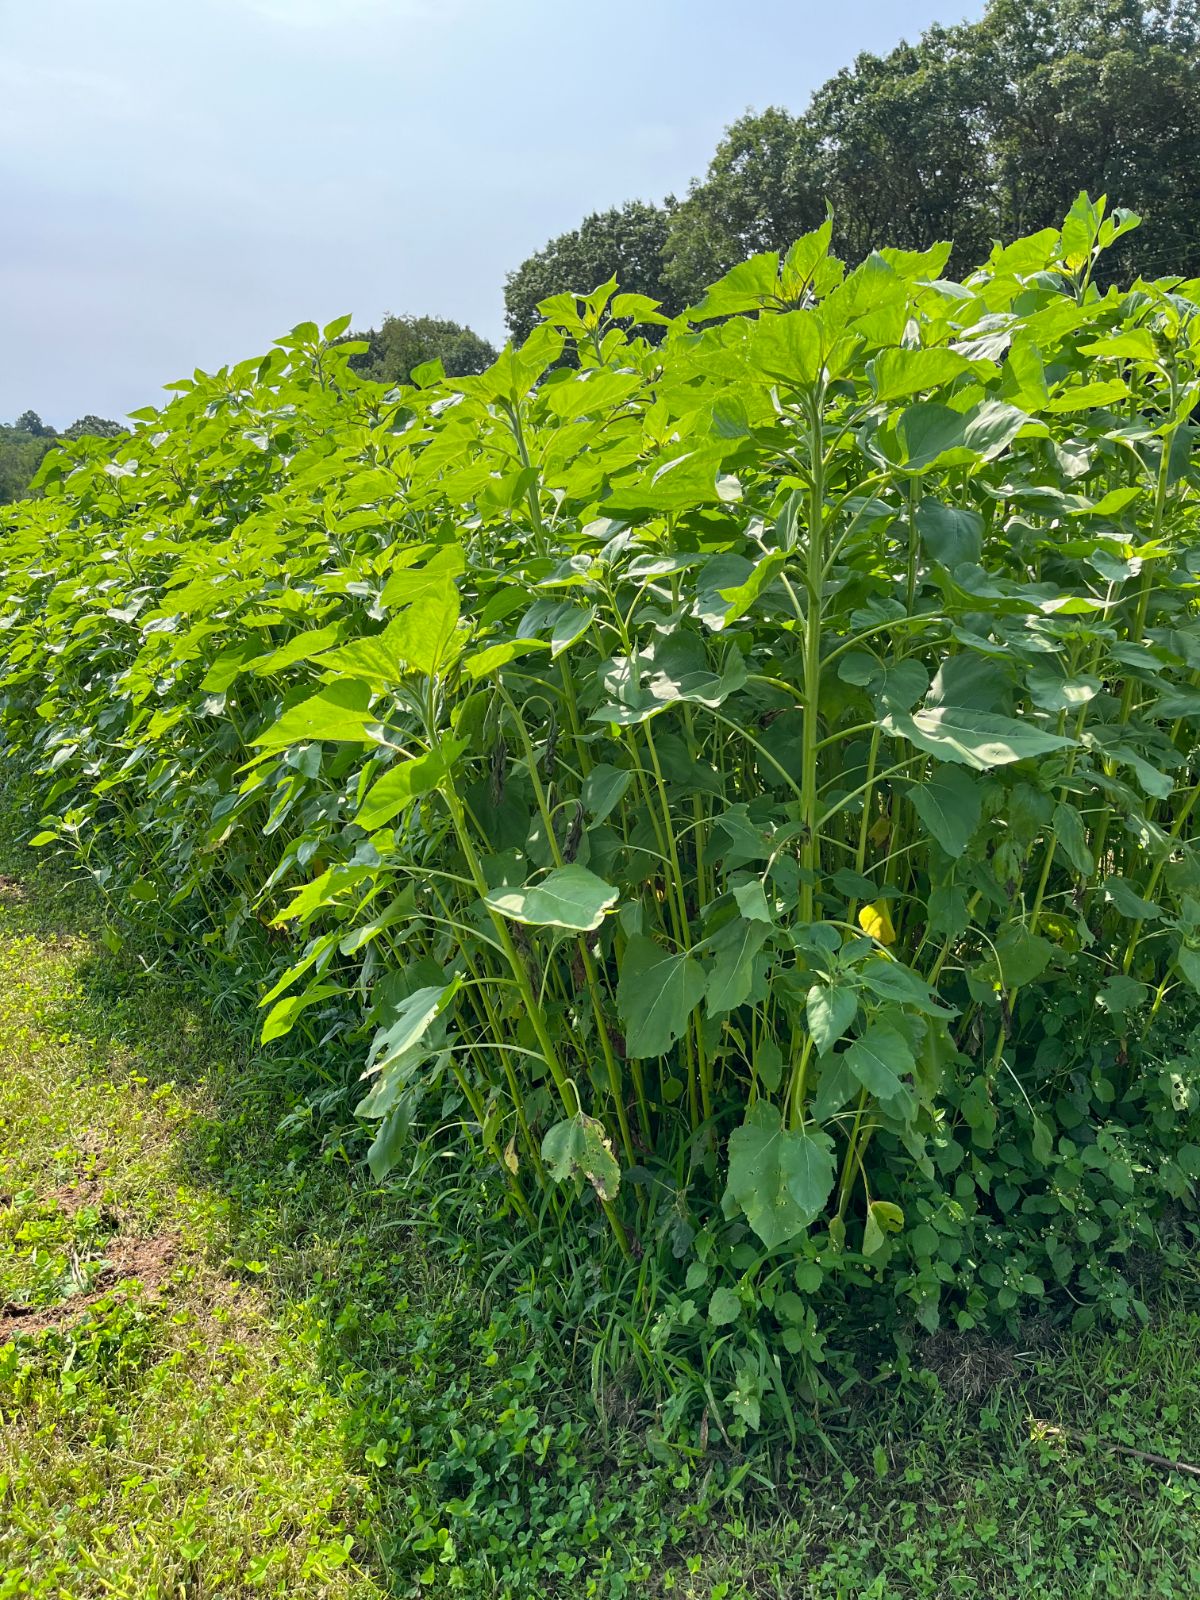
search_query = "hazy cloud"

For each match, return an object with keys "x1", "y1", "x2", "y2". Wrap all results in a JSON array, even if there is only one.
[
  {"x1": 234, "y1": 0, "x2": 436, "y2": 26},
  {"x1": 2, "y1": 0, "x2": 983, "y2": 425}
]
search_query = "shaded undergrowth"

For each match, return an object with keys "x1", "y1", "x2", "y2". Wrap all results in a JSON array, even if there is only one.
[{"x1": 3, "y1": 824, "x2": 1200, "y2": 1598}]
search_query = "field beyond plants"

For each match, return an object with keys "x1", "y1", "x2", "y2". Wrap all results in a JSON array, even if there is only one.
[{"x1": 4, "y1": 194, "x2": 1200, "y2": 1586}]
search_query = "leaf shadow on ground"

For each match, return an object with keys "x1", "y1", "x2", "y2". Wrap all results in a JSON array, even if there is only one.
[{"x1": 6, "y1": 844, "x2": 1200, "y2": 1599}]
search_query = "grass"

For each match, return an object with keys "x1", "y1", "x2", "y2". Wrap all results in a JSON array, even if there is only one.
[{"x1": 2, "y1": 823, "x2": 1200, "y2": 1597}]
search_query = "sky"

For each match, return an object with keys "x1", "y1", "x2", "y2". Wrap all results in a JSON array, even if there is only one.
[{"x1": 1, "y1": 0, "x2": 984, "y2": 427}]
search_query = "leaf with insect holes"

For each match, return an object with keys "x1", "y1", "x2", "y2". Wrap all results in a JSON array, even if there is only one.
[
  {"x1": 485, "y1": 865, "x2": 618, "y2": 932},
  {"x1": 722, "y1": 1101, "x2": 836, "y2": 1250},
  {"x1": 541, "y1": 1113, "x2": 621, "y2": 1202}
]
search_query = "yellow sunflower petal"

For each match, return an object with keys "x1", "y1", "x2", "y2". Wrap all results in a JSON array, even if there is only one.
[{"x1": 858, "y1": 900, "x2": 896, "y2": 945}]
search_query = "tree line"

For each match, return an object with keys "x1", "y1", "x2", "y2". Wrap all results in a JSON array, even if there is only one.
[
  {"x1": 503, "y1": 0, "x2": 1200, "y2": 339},
  {"x1": 0, "y1": 411, "x2": 124, "y2": 504},
  {"x1": 13, "y1": 0, "x2": 1197, "y2": 503},
  {"x1": 359, "y1": 1, "x2": 1200, "y2": 368}
]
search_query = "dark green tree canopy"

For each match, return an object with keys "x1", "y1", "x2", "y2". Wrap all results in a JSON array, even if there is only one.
[
  {"x1": 347, "y1": 314, "x2": 496, "y2": 388},
  {"x1": 1, "y1": 411, "x2": 124, "y2": 504},
  {"x1": 661, "y1": 107, "x2": 829, "y2": 304},
  {"x1": 515, "y1": 0, "x2": 1200, "y2": 311},
  {"x1": 63, "y1": 414, "x2": 125, "y2": 441},
  {"x1": 503, "y1": 200, "x2": 676, "y2": 343},
  {"x1": 14, "y1": 410, "x2": 55, "y2": 438}
]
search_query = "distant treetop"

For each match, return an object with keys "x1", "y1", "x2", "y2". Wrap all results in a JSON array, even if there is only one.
[
  {"x1": 345, "y1": 314, "x2": 496, "y2": 388},
  {"x1": 505, "y1": 0, "x2": 1200, "y2": 332},
  {"x1": 1, "y1": 410, "x2": 124, "y2": 503}
]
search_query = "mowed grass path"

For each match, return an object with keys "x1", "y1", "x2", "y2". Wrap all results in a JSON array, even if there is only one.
[
  {"x1": 0, "y1": 869, "x2": 386, "y2": 1598},
  {"x1": 4, "y1": 838, "x2": 1200, "y2": 1597}
]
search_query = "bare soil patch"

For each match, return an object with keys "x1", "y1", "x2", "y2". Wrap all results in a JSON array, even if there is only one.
[{"x1": 0, "y1": 1231, "x2": 176, "y2": 1339}]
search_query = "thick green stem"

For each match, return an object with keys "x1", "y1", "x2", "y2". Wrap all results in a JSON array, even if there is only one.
[
  {"x1": 799, "y1": 389, "x2": 827, "y2": 926},
  {"x1": 497, "y1": 685, "x2": 635, "y2": 1160}
]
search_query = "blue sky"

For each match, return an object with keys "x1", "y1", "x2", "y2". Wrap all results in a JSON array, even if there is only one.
[{"x1": 2, "y1": 0, "x2": 983, "y2": 426}]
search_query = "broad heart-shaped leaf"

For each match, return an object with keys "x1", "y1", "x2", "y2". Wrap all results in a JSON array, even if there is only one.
[
  {"x1": 732, "y1": 880, "x2": 773, "y2": 923},
  {"x1": 684, "y1": 249, "x2": 781, "y2": 321},
  {"x1": 744, "y1": 310, "x2": 823, "y2": 388},
  {"x1": 581, "y1": 763, "x2": 632, "y2": 823},
  {"x1": 869, "y1": 346, "x2": 973, "y2": 403},
  {"x1": 356, "y1": 737, "x2": 466, "y2": 832},
  {"x1": 860, "y1": 958, "x2": 956, "y2": 1018},
  {"x1": 383, "y1": 584, "x2": 462, "y2": 676},
  {"x1": 617, "y1": 935, "x2": 706, "y2": 1058},
  {"x1": 708, "y1": 1286, "x2": 741, "y2": 1327},
  {"x1": 378, "y1": 548, "x2": 466, "y2": 609},
  {"x1": 867, "y1": 398, "x2": 1029, "y2": 475},
  {"x1": 1174, "y1": 943, "x2": 1200, "y2": 995},
  {"x1": 844, "y1": 1024, "x2": 915, "y2": 1100},
  {"x1": 316, "y1": 582, "x2": 461, "y2": 681},
  {"x1": 589, "y1": 631, "x2": 747, "y2": 725},
  {"x1": 461, "y1": 639, "x2": 549, "y2": 680},
  {"x1": 994, "y1": 924, "x2": 1054, "y2": 987},
  {"x1": 916, "y1": 497, "x2": 982, "y2": 569},
  {"x1": 541, "y1": 1112, "x2": 620, "y2": 1202},
  {"x1": 710, "y1": 549, "x2": 787, "y2": 629},
  {"x1": 359, "y1": 1046, "x2": 451, "y2": 1179},
  {"x1": 201, "y1": 639, "x2": 259, "y2": 693},
  {"x1": 812, "y1": 1051, "x2": 858, "y2": 1123},
  {"x1": 366, "y1": 1095, "x2": 420, "y2": 1183},
  {"x1": 252, "y1": 679, "x2": 373, "y2": 752},
  {"x1": 1044, "y1": 378, "x2": 1131, "y2": 412},
  {"x1": 602, "y1": 447, "x2": 731, "y2": 517},
  {"x1": 967, "y1": 924, "x2": 1054, "y2": 1002},
  {"x1": 906, "y1": 765, "x2": 982, "y2": 857},
  {"x1": 251, "y1": 621, "x2": 345, "y2": 678},
  {"x1": 705, "y1": 916, "x2": 772, "y2": 1016},
  {"x1": 839, "y1": 653, "x2": 928, "y2": 714},
  {"x1": 806, "y1": 982, "x2": 858, "y2": 1054},
  {"x1": 881, "y1": 707, "x2": 1071, "y2": 770},
  {"x1": 722, "y1": 1101, "x2": 836, "y2": 1251},
  {"x1": 485, "y1": 864, "x2": 618, "y2": 932},
  {"x1": 1102, "y1": 875, "x2": 1161, "y2": 920},
  {"x1": 1052, "y1": 801, "x2": 1095, "y2": 876}
]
